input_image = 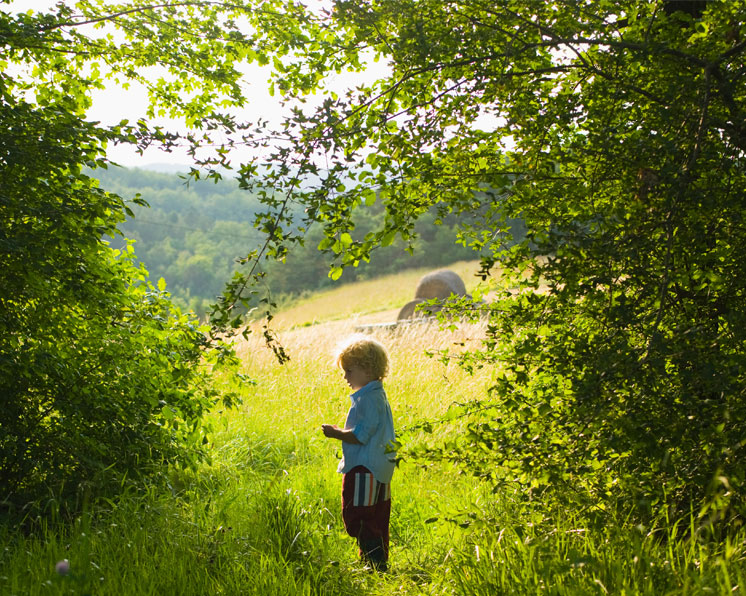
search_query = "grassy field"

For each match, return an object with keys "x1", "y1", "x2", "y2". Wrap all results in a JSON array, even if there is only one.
[
  {"x1": 264, "y1": 260, "x2": 489, "y2": 330},
  {"x1": 2, "y1": 262, "x2": 744, "y2": 595}
]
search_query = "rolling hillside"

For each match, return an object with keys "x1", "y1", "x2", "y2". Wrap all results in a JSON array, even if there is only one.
[{"x1": 248, "y1": 260, "x2": 488, "y2": 331}]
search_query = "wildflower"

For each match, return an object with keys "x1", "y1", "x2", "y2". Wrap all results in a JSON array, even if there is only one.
[{"x1": 55, "y1": 560, "x2": 70, "y2": 576}]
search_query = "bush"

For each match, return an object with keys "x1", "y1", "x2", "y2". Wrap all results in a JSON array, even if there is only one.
[{"x1": 0, "y1": 95, "x2": 230, "y2": 510}]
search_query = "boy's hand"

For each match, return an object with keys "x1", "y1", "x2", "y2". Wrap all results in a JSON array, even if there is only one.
[
  {"x1": 321, "y1": 424, "x2": 362, "y2": 445},
  {"x1": 321, "y1": 424, "x2": 339, "y2": 439}
]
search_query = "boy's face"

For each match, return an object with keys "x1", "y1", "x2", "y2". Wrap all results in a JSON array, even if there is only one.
[{"x1": 342, "y1": 363, "x2": 376, "y2": 391}]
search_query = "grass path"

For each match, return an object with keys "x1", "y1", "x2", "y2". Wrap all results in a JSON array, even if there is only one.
[{"x1": 3, "y1": 262, "x2": 744, "y2": 595}]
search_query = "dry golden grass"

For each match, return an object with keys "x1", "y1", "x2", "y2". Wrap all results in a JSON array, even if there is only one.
[
  {"x1": 260, "y1": 260, "x2": 488, "y2": 331},
  {"x1": 233, "y1": 312, "x2": 492, "y2": 438},
  {"x1": 219, "y1": 260, "x2": 498, "y2": 513}
]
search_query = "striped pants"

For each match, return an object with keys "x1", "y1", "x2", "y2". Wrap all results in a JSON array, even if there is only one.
[{"x1": 342, "y1": 465, "x2": 391, "y2": 566}]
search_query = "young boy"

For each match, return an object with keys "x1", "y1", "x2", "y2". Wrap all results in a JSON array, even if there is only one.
[{"x1": 321, "y1": 335, "x2": 396, "y2": 571}]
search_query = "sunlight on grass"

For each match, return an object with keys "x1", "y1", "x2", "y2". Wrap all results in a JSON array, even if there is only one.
[
  {"x1": 262, "y1": 260, "x2": 487, "y2": 330},
  {"x1": 3, "y1": 262, "x2": 745, "y2": 595}
]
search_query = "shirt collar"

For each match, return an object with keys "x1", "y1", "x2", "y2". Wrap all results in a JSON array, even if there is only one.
[{"x1": 350, "y1": 379, "x2": 382, "y2": 401}]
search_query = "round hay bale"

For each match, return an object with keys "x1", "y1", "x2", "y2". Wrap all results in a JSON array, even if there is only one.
[
  {"x1": 397, "y1": 298, "x2": 443, "y2": 320},
  {"x1": 414, "y1": 269, "x2": 467, "y2": 300},
  {"x1": 397, "y1": 298, "x2": 426, "y2": 320}
]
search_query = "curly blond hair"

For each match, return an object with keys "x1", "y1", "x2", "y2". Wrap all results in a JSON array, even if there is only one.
[{"x1": 334, "y1": 334, "x2": 389, "y2": 380}]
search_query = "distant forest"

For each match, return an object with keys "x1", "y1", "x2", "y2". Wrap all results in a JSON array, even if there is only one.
[{"x1": 96, "y1": 166, "x2": 508, "y2": 316}]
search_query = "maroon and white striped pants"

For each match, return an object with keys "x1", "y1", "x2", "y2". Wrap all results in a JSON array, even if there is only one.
[{"x1": 341, "y1": 465, "x2": 391, "y2": 557}]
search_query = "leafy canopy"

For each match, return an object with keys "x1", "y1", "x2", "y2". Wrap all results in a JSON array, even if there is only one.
[
  {"x1": 0, "y1": 0, "x2": 292, "y2": 508},
  {"x1": 232, "y1": 0, "x2": 746, "y2": 524},
  {"x1": 3, "y1": 0, "x2": 745, "y2": 526}
]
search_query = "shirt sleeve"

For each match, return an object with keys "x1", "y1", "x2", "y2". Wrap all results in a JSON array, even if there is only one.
[{"x1": 350, "y1": 394, "x2": 381, "y2": 445}]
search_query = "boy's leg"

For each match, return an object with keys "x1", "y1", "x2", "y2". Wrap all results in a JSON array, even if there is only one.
[
  {"x1": 341, "y1": 466, "x2": 391, "y2": 570},
  {"x1": 341, "y1": 466, "x2": 368, "y2": 558},
  {"x1": 359, "y1": 538, "x2": 386, "y2": 571},
  {"x1": 359, "y1": 490, "x2": 391, "y2": 571}
]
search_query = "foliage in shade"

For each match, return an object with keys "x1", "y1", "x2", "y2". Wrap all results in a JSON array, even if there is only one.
[
  {"x1": 0, "y1": 90, "x2": 234, "y2": 508},
  {"x1": 229, "y1": 0, "x2": 746, "y2": 524},
  {"x1": 3, "y1": 0, "x2": 745, "y2": 534},
  {"x1": 0, "y1": 0, "x2": 268, "y2": 507}
]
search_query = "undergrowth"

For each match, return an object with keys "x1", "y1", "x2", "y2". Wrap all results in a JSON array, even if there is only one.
[{"x1": 2, "y1": 281, "x2": 744, "y2": 594}]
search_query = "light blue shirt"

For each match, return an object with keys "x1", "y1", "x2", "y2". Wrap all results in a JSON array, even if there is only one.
[{"x1": 338, "y1": 380, "x2": 396, "y2": 484}]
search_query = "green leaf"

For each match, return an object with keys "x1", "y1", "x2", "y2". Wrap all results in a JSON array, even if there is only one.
[
  {"x1": 380, "y1": 230, "x2": 396, "y2": 247},
  {"x1": 362, "y1": 188, "x2": 376, "y2": 206}
]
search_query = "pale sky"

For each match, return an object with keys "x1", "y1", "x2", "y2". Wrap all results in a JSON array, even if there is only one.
[
  {"x1": 87, "y1": 64, "x2": 283, "y2": 169},
  {"x1": 9, "y1": 0, "x2": 499, "y2": 173},
  {"x1": 8, "y1": 0, "x2": 387, "y2": 169}
]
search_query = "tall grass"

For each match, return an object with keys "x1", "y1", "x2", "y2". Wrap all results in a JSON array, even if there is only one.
[{"x1": 2, "y1": 268, "x2": 744, "y2": 594}]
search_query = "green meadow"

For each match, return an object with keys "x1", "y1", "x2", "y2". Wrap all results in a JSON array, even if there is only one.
[{"x1": 2, "y1": 263, "x2": 744, "y2": 595}]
